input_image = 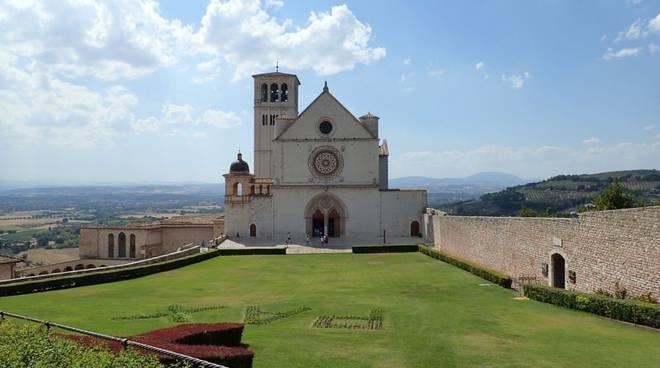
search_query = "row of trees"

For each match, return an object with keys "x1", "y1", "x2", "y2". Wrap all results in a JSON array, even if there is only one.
[{"x1": 520, "y1": 179, "x2": 641, "y2": 217}]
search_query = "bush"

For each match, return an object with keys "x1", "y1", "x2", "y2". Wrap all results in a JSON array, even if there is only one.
[
  {"x1": 352, "y1": 245, "x2": 420, "y2": 254},
  {"x1": 0, "y1": 250, "x2": 220, "y2": 297},
  {"x1": 418, "y1": 245, "x2": 512, "y2": 288},
  {"x1": 524, "y1": 284, "x2": 660, "y2": 329},
  {"x1": 0, "y1": 321, "x2": 169, "y2": 368},
  {"x1": 218, "y1": 248, "x2": 286, "y2": 256}
]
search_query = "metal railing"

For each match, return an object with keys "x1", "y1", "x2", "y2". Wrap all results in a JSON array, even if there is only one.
[{"x1": 0, "y1": 310, "x2": 228, "y2": 368}]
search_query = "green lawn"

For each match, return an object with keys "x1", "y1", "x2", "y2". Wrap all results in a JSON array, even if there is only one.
[{"x1": 0, "y1": 253, "x2": 658, "y2": 367}]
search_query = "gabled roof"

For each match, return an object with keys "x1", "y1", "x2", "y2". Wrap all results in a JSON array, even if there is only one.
[
  {"x1": 252, "y1": 72, "x2": 301, "y2": 85},
  {"x1": 275, "y1": 86, "x2": 377, "y2": 140}
]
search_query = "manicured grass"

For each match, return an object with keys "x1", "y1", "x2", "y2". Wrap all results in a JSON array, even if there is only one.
[{"x1": 0, "y1": 253, "x2": 658, "y2": 367}]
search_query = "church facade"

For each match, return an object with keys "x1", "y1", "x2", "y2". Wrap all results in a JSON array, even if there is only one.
[{"x1": 223, "y1": 72, "x2": 427, "y2": 243}]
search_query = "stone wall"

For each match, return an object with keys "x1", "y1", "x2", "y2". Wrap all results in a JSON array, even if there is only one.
[{"x1": 428, "y1": 206, "x2": 660, "y2": 300}]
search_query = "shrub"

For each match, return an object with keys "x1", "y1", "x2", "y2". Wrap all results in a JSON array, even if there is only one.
[
  {"x1": 61, "y1": 323, "x2": 253, "y2": 368},
  {"x1": 0, "y1": 250, "x2": 220, "y2": 297},
  {"x1": 0, "y1": 321, "x2": 169, "y2": 368},
  {"x1": 418, "y1": 245, "x2": 512, "y2": 289},
  {"x1": 524, "y1": 284, "x2": 660, "y2": 329},
  {"x1": 134, "y1": 323, "x2": 253, "y2": 368},
  {"x1": 352, "y1": 245, "x2": 419, "y2": 254},
  {"x1": 218, "y1": 248, "x2": 286, "y2": 256}
]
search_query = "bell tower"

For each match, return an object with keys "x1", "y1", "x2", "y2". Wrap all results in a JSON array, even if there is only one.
[{"x1": 252, "y1": 71, "x2": 300, "y2": 179}]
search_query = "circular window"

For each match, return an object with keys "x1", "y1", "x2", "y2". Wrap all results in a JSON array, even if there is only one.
[
  {"x1": 314, "y1": 151, "x2": 338, "y2": 175},
  {"x1": 308, "y1": 146, "x2": 343, "y2": 178},
  {"x1": 319, "y1": 120, "x2": 333, "y2": 135}
]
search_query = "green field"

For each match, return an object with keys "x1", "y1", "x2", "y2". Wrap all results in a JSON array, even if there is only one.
[{"x1": 0, "y1": 253, "x2": 658, "y2": 367}]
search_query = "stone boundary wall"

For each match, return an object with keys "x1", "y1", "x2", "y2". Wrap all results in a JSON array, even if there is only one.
[{"x1": 428, "y1": 206, "x2": 660, "y2": 300}]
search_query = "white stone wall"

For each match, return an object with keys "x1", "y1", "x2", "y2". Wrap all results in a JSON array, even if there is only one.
[
  {"x1": 224, "y1": 196, "x2": 274, "y2": 240},
  {"x1": 380, "y1": 190, "x2": 427, "y2": 238}
]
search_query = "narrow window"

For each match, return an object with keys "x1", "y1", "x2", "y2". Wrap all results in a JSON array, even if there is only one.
[
  {"x1": 118, "y1": 232, "x2": 126, "y2": 258},
  {"x1": 129, "y1": 234, "x2": 136, "y2": 258},
  {"x1": 281, "y1": 83, "x2": 288, "y2": 102},
  {"x1": 261, "y1": 83, "x2": 268, "y2": 102},
  {"x1": 270, "y1": 83, "x2": 279, "y2": 102},
  {"x1": 108, "y1": 234, "x2": 114, "y2": 258}
]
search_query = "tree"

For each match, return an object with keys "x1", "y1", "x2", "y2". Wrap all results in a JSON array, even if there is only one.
[
  {"x1": 593, "y1": 179, "x2": 635, "y2": 211},
  {"x1": 520, "y1": 207, "x2": 537, "y2": 217}
]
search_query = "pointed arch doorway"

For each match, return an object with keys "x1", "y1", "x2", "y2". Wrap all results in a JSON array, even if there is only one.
[{"x1": 305, "y1": 194, "x2": 348, "y2": 238}]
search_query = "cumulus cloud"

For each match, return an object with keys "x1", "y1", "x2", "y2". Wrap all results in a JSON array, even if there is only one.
[
  {"x1": 501, "y1": 72, "x2": 531, "y2": 89},
  {"x1": 198, "y1": 1, "x2": 385, "y2": 79},
  {"x1": 616, "y1": 19, "x2": 644, "y2": 41},
  {"x1": 0, "y1": 0, "x2": 196, "y2": 81},
  {"x1": 403, "y1": 58, "x2": 412, "y2": 65},
  {"x1": 132, "y1": 104, "x2": 242, "y2": 132},
  {"x1": 650, "y1": 14, "x2": 660, "y2": 32},
  {"x1": 475, "y1": 62, "x2": 485, "y2": 71},
  {"x1": 392, "y1": 140, "x2": 660, "y2": 179},
  {"x1": 602, "y1": 47, "x2": 642, "y2": 60},
  {"x1": 0, "y1": 0, "x2": 385, "y2": 82},
  {"x1": 200, "y1": 109, "x2": 242, "y2": 128}
]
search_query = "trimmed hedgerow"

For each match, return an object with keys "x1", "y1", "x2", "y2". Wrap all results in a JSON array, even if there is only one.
[
  {"x1": 0, "y1": 251, "x2": 220, "y2": 297},
  {"x1": 135, "y1": 323, "x2": 253, "y2": 368},
  {"x1": 218, "y1": 248, "x2": 286, "y2": 256},
  {"x1": 61, "y1": 323, "x2": 253, "y2": 368},
  {"x1": 352, "y1": 245, "x2": 420, "y2": 254},
  {"x1": 418, "y1": 245, "x2": 512, "y2": 289},
  {"x1": 524, "y1": 284, "x2": 660, "y2": 329}
]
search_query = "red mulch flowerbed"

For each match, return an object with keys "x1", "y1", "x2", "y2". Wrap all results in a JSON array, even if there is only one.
[{"x1": 58, "y1": 323, "x2": 254, "y2": 368}]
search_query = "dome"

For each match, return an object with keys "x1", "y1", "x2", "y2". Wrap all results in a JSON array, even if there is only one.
[{"x1": 229, "y1": 152, "x2": 250, "y2": 174}]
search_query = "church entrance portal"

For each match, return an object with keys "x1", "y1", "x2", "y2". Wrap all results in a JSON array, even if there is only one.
[
  {"x1": 328, "y1": 210, "x2": 340, "y2": 237},
  {"x1": 305, "y1": 194, "x2": 347, "y2": 238},
  {"x1": 551, "y1": 253, "x2": 565, "y2": 289},
  {"x1": 312, "y1": 210, "x2": 324, "y2": 236}
]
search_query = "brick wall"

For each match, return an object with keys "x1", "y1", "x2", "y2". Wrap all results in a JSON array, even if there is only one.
[{"x1": 430, "y1": 206, "x2": 660, "y2": 300}]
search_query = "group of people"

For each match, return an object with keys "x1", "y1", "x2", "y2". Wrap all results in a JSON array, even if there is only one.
[{"x1": 284, "y1": 232, "x2": 329, "y2": 247}]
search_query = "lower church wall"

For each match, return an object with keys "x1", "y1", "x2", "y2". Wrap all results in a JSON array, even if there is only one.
[
  {"x1": 428, "y1": 206, "x2": 660, "y2": 300},
  {"x1": 379, "y1": 190, "x2": 427, "y2": 239}
]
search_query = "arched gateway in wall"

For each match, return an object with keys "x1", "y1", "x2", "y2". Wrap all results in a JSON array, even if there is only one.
[{"x1": 304, "y1": 193, "x2": 348, "y2": 238}]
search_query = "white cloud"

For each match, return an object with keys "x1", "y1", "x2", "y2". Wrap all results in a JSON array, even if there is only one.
[
  {"x1": 501, "y1": 72, "x2": 530, "y2": 89},
  {"x1": 475, "y1": 62, "x2": 485, "y2": 71},
  {"x1": 198, "y1": 1, "x2": 385, "y2": 79},
  {"x1": 644, "y1": 124, "x2": 656, "y2": 131},
  {"x1": 602, "y1": 47, "x2": 642, "y2": 60},
  {"x1": 200, "y1": 109, "x2": 242, "y2": 128},
  {"x1": 649, "y1": 14, "x2": 660, "y2": 32},
  {"x1": 0, "y1": 0, "x2": 196, "y2": 81},
  {"x1": 392, "y1": 141, "x2": 660, "y2": 178},
  {"x1": 163, "y1": 103, "x2": 195, "y2": 125},
  {"x1": 582, "y1": 137, "x2": 601, "y2": 145},
  {"x1": 650, "y1": 43, "x2": 660, "y2": 53},
  {"x1": 616, "y1": 19, "x2": 644, "y2": 41},
  {"x1": 403, "y1": 58, "x2": 412, "y2": 65}
]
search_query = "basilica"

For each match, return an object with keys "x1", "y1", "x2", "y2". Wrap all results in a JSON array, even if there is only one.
[{"x1": 223, "y1": 71, "x2": 427, "y2": 243}]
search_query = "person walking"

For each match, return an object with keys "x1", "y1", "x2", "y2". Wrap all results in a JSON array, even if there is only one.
[
  {"x1": 305, "y1": 233, "x2": 310, "y2": 246},
  {"x1": 286, "y1": 232, "x2": 292, "y2": 245}
]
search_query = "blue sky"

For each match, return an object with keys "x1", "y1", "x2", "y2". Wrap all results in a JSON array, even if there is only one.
[{"x1": 1, "y1": 0, "x2": 659, "y2": 184}]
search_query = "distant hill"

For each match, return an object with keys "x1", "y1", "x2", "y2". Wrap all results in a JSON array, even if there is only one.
[
  {"x1": 390, "y1": 172, "x2": 531, "y2": 206},
  {"x1": 439, "y1": 169, "x2": 660, "y2": 216}
]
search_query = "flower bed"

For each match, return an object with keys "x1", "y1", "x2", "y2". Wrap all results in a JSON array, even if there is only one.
[{"x1": 60, "y1": 323, "x2": 254, "y2": 368}]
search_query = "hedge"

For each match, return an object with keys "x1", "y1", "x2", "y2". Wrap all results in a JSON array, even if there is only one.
[
  {"x1": 352, "y1": 245, "x2": 420, "y2": 254},
  {"x1": 524, "y1": 284, "x2": 660, "y2": 329},
  {"x1": 218, "y1": 248, "x2": 286, "y2": 256},
  {"x1": 418, "y1": 245, "x2": 512, "y2": 289},
  {"x1": 62, "y1": 323, "x2": 253, "y2": 368},
  {"x1": 0, "y1": 250, "x2": 220, "y2": 297}
]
